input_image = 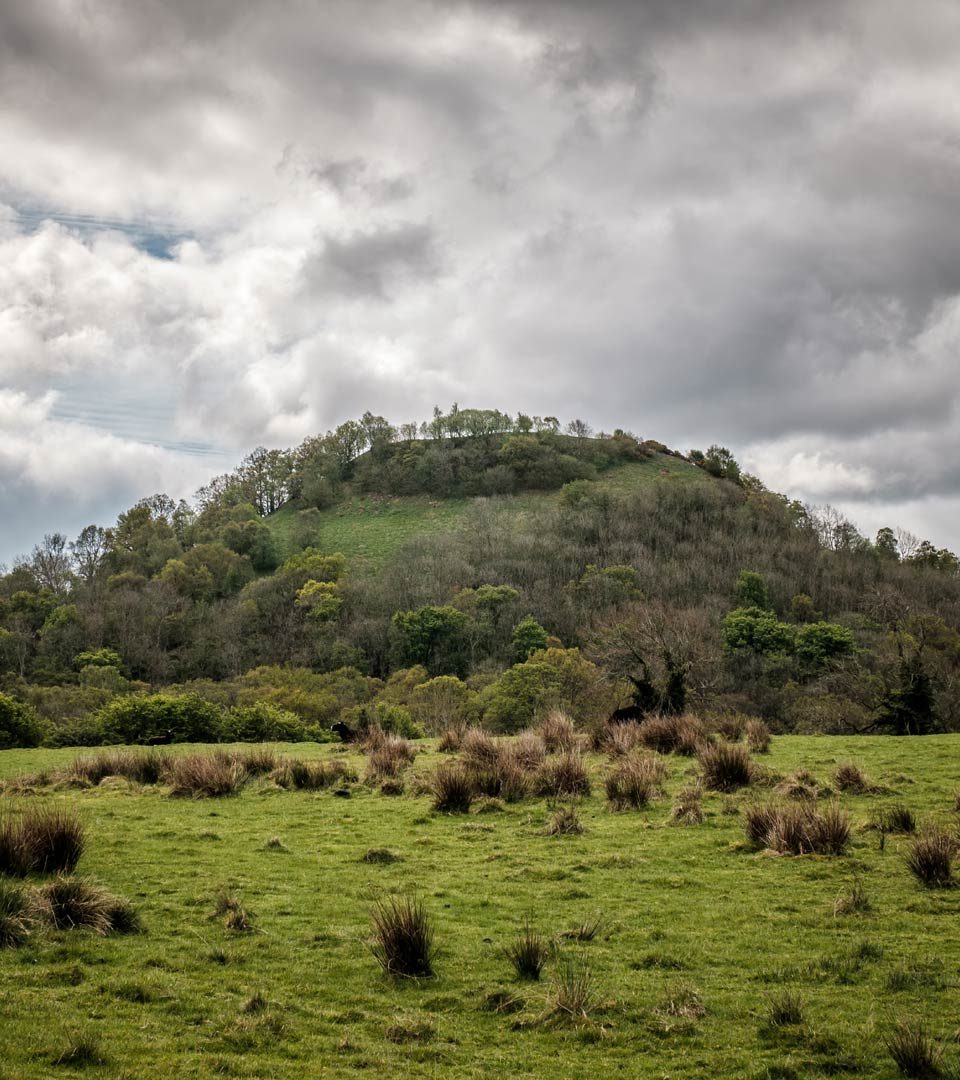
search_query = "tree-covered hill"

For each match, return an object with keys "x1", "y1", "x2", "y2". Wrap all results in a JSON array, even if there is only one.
[{"x1": 2, "y1": 406, "x2": 959, "y2": 748}]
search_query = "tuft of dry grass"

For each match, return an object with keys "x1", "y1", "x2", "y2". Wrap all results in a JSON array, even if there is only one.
[
  {"x1": 597, "y1": 721, "x2": 645, "y2": 758},
  {"x1": 766, "y1": 989, "x2": 804, "y2": 1027},
  {"x1": 437, "y1": 725, "x2": 466, "y2": 753},
  {"x1": 534, "y1": 752, "x2": 591, "y2": 798},
  {"x1": 639, "y1": 714, "x2": 705, "y2": 756},
  {"x1": 460, "y1": 727, "x2": 501, "y2": 767},
  {"x1": 671, "y1": 782, "x2": 704, "y2": 826},
  {"x1": 698, "y1": 741, "x2": 753, "y2": 792},
  {"x1": 833, "y1": 878, "x2": 871, "y2": 916},
  {"x1": 509, "y1": 731, "x2": 547, "y2": 771},
  {"x1": 34, "y1": 877, "x2": 137, "y2": 935},
  {"x1": 164, "y1": 752, "x2": 247, "y2": 798},
  {"x1": 745, "y1": 718, "x2": 772, "y2": 753},
  {"x1": 272, "y1": 758, "x2": 354, "y2": 791},
  {"x1": 776, "y1": 769, "x2": 822, "y2": 800},
  {"x1": 431, "y1": 765, "x2": 474, "y2": 813},
  {"x1": 885, "y1": 1019, "x2": 943, "y2": 1078},
  {"x1": 834, "y1": 762, "x2": 871, "y2": 794},
  {"x1": 65, "y1": 749, "x2": 167, "y2": 787},
  {"x1": 544, "y1": 803, "x2": 584, "y2": 836},
  {"x1": 537, "y1": 710, "x2": 577, "y2": 753},
  {"x1": 214, "y1": 888, "x2": 256, "y2": 932},
  {"x1": 0, "y1": 879, "x2": 33, "y2": 947},
  {"x1": 0, "y1": 806, "x2": 85, "y2": 877},
  {"x1": 364, "y1": 736, "x2": 417, "y2": 782},
  {"x1": 370, "y1": 896, "x2": 435, "y2": 979},
  {"x1": 905, "y1": 829, "x2": 955, "y2": 889},
  {"x1": 544, "y1": 958, "x2": 598, "y2": 1025},
  {"x1": 604, "y1": 753, "x2": 666, "y2": 811},
  {"x1": 745, "y1": 802, "x2": 851, "y2": 855},
  {"x1": 874, "y1": 804, "x2": 917, "y2": 834}
]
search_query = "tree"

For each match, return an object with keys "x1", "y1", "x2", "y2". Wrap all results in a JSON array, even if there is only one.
[
  {"x1": 30, "y1": 533, "x2": 72, "y2": 595},
  {"x1": 70, "y1": 525, "x2": 108, "y2": 584},
  {"x1": 410, "y1": 675, "x2": 479, "y2": 734},
  {"x1": 392, "y1": 606, "x2": 469, "y2": 675},
  {"x1": 566, "y1": 418, "x2": 592, "y2": 440},
  {"x1": 875, "y1": 527, "x2": 900, "y2": 561},
  {"x1": 735, "y1": 570, "x2": 771, "y2": 610},
  {"x1": 512, "y1": 615, "x2": 549, "y2": 662},
  {"x1": 0, "y1": 693, "x2": 43, "y2": 748}
]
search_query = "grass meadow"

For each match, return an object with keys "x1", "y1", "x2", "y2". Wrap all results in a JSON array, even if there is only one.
[{"x1": 0, "y1": 733, "x2": 957, "y2": 1078}]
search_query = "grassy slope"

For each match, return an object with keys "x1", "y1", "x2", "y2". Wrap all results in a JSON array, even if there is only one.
[
  {"x1": 0, "y1": 735, "x2": 958, "y2": 1078},
  {"x1": 265, "y1": 452, "x2": 703, "y2": 565}
]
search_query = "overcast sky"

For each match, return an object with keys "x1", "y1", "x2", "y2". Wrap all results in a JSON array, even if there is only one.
[{"x1": 2, "y1": 0, "x2": 960, "y2": 565}]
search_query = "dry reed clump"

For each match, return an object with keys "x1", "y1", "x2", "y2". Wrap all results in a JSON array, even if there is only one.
[
  {"x1": 536, "y1": 710, "x2": 577, "y2": 753},
  {"x1": 833, "y1": 762, "x2": 872, "y2": 794},
  {"x1": 711, "y1": 714, "x2": 747, "y2": 743},
  {"x1": 543, "y1": 958, "x2": 598, "y2": 1026},
  {"x1": 885, "y1": 1019, "x2": 943, "y2": 1078},
  {"x1": 745, "y1": 719, "x2": 771, "y2": 753},
  {"x1": 698, "y1": 741, "x2": 754, "y2": 792},
  {"x1": 34, "y1": 876, "x2": 141, "y2": 935},
  {"x1": 534, "y1": 752, "x2": 591, "y2": 798},
  {"x1": 605, "y1": 753, "x2": 667, "y2": 811},
  {"x1": 230, "y1": 747, "x2": 281, "y2": 776},
  {"x1": 271, "y1": 758, "x2": 354, "y2": 790},
  {"x1": 671, "y1": 782, "x2": 704, "y2": 826},
  {"x1": 459, "y1": 727, "x2": 502, "y2": 768},
  {"x1": 776, "y1": 769, "x2": 822, "y2": 800},
  {"x1": 874, "y1": 804, "x2": 917, "y2": 834},
  {"x1": 437, "y1": 725, "x2": 466, "y2": 753},
  {"x1": 65, "y1": 749, "x2": 167, "y2": 787},
  {"x1": 0, "y1": 879, "x2": 34, "y2": 947},
  {"x1": 639, "y1": 715, "x2": 705, "y2": 756},
  {"x1": 905, "y1": 829, "x2": 956, "y2": 889},
  {"x1": 544, "y1": 803, "x2": 584, "y2": 836},
  {"x1": 0, "y1": 806, "x2": 85, "y2": 876},
  {"x1": 365, "y1": 737, "x2": 417, "y2": 782},
  {"x1": 164, "y1": 752, "x2": 247, "y2": 798},
  {"x1": 370, "y1": 896, "x2": 435, "y2": 978},
  {"x1": 596, "y1": 722, "x2": 645, "y2": 757},
  {"x1": 510, "y1": 731, "x2": 547, "y2": 771},
  {"x1": 744, "y1": 802, "x2": 851, "y2": 855},
  {"x1": 430, "y1": 764, "x2": 474, "y2": 813},
  {"x1": 466, "y1": 757, "x2": 530, "y2": 803},
  {"x1": 214, "y1": 888, "x2": 256, "y2": 932}
]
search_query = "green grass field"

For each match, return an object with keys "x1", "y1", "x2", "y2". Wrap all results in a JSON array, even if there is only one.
[
  {"x1": 0, "y1": 734, "x2": 958, "y2": 1078},
  {"x1": 266, "y1": 452, "x2": 704, "y2": 565}
]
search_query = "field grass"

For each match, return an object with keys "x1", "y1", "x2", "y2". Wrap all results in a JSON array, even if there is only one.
[
  {"x1": 266, "y1": 452, "x2": 704, "y2": 565},
  {"x1": 0, "y1": 734, "x2": 957, "y2": 1078}
]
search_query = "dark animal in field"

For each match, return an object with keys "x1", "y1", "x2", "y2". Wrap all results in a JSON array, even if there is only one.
[
  {"x1": 331, "y1": 722, "x2": 357, "y2": 743},
  {"x1": 608, "y1": 704, "x2": 645, "y2": 725}
]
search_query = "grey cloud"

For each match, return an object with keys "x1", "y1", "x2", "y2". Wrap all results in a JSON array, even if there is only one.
[{"x1": 301, "y1": 223, "x2": 440, "y2": 300}]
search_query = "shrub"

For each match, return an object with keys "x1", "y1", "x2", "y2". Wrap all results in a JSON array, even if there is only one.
[
  {"x1": 885, "y1": 1019, "x2": 942, "y2": 1078},
  {"x1": 905, "y1": 830, "x2": 955, "y2": 889},
  {"x1": 699, "y1": 742, "x2": 753, "y2": 792},
  {"x1": 431, "y1": 765, "x2": 474, "y2": 813},
  {"x1": 0, "y1": 693, "x2": 43, "y2": 749},
  {"x1": 544, "y1": 803, "x2": 584, "y2": 836},
  {"x1": 0, "y1": 879, "x2": 32, "y2": 947},
  {"x1": 534, "y1": 752, "x2": 591, "y2": 798},
  {"x1": 35, "y1": 877, "x2": 135, "y2": 935},
  {"x1": 504, "y1": 920, "x2": 549, "y2": 981},
  {"x1": 834, "y1": 762, "x2": 870, "y2": 794},
  {"x1": 223, "y1": 702, "x2": 307, "y2": 742},
  {"x1": 0, "y1": 807, "x2": 85, "y2": 876},
  {"x1": 671, "y1": 783, "x2": 704, "y2": 826},
  {"x1": 745, "y1": 718, "x2": 771, "y2": 753},
  {"x1": 164, "y1": 752, "x2": 247, "y2": 798},
  {"x1": 605, "y1": 754, "x2": 665, "y2": 811},
  {"x1": 370, "y1": 896, "x2": 435, "y2": 978},
  {"x1": 537, "y1": 710, "x2": 576, "y2": 753},
  {"x1": 746, "y1": 802, "x2": 851, "y2": 855},
  {"x1": 639, "y1": 715, "x2": 705, "y2": 756},
  {"x1": 96, "y1": 693, "x2": 225, "y2": 744}
]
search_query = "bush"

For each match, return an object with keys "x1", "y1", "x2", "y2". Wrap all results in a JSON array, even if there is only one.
[
  {"x1": 96, "y1": 694, "x2": 225, "y2": 744},
  {"x1": 698, "y1": 742, "x2": 753, "y2": 792},
  {"x1": 0, "y1": 807, "x2": 85, "y2": 876},
  {"x1": 0, "y1": 693, "x2": 44, "y2": 749},
  {"x1": 504, "y1": 920, "x2": 549, "y2": 981},
  {"x1": 164, "y1": 752, "x2": 247, "y2": 797},
  {"x1": 905, "y1": 830, "x2": 955, "y2": 889},
  {"x1": 223, "y1": 703, "x2": 308, "y2": 742},
  {"x1": 431, "y1": 765, "x2": 474, "y2": 813},
  {"x1": 534, "y1": 753, "x2": 591, "y2": 798},
  {"x1": 370, "y1": 896, "x2": 435, "y2": 978}
]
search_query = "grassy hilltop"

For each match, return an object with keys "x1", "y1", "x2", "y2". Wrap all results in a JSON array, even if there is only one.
[{"x1": 0, "y1": 731, "x2": 958, "y2": 1079}]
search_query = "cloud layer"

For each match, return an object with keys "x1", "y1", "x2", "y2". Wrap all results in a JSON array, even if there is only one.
[{"x1": 2, "y1": 0, "x2": 960, "y2": 561}]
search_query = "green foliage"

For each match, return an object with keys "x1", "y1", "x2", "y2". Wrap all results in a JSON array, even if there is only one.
[
  {"x1": 341, "y1": 700, "x2": 424, "y2": 739},
  {"x1": 235, "y1": 666, "x2": 378, "y2": 725},
  {"x1": 280, "y1": 549, "x2": 347, "y2": 582},
  {"x1": 721, "y1": 607, "x2": 794, "y2": 656},
  {"x1": 735, "y1": 571, "x2": 770, "y2": 610},
  {"x1": 794, "y1": 622, "x2": 856, "y2": 666},
  {"x1": 511, "y1": 616, "x2": 550, "y2": 662},
  {"x1": 74, "y1": 648, "x2": 123, "y2": 671},
  {"x1": 223, "y1": 702, "x2": 310, "y2": 742},
  {"x1": 392, "y1": 606, "x2": 469, "y2": 675},
  {"x1": 409, "y1": 676, "x2": 479, "y2": 734},
  {"x1": 95, "y1": 694, "x2": 225, "y2": 744},
  {"x1": 0, "y1": 693, "x2": 43, "y2": 749},
  {"x1": 294, "y1": 580, "x2": 343, "y2": 622}
]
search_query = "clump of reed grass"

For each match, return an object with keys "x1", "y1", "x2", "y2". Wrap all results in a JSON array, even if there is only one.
[
  {"x1": 905, "y1": 829, "x2": 956, "y2": 889},
  {"x1": 885, "y1": 1019, "x2": 943, "y2": 1078},
  {"x1": 744, "y1": 802, "x2": 851, "y2": 855},
  {"x1": 214, "y1": 889, "x2": 256, "y2": 932},
  {"x1": 504, "y1": 920, "x2": 550, "y2": 981},
  {"x1": 534, "y1": 752, "x2": 591, "y2": 798},
  {"x1": 671, "y1": 782, "x2": 704, "y2": 825},
  {"x1": 0, "y1": 806, "x2": 85, "y2": 876},
  {"x1": 745, "y1": 718, "x2": 771, "y2": 753},
  {"x1": 833, "y1": 762, "x2": 871, "y2": 794},
  {"x1": 638, "y1": 714, "x2": 705, "y2": 756},
  {"x1": 833, "y1": 878, "x2": 871, "y2": 916},
  {"x1": 766, "y1": 989, "x2": 804, "y2": 1027},
  {"x1": 431, "y1": 765, "x2": 474, "y2": 813},
  {"x1": 604, "y1": 753, "x2": 666, "y2": 810},
  {"x1": 370, "y1": 896, "x2": 435, "y2": 978},
  {"x1": 65, "y1": 748, "x2": 167, "y2": 787},
  {"x1": 0, "y1": 878, "x2": 33, "y2": 947},
  {"x1": 164, "y1": 752, "x2": 247, "y2": 798},
  {"x1": 544, "y1": 958, "x2": 598, "y2": 1025},
  {"x1": 537, "y1": 710, "x2": 577, "y2": 753},
  {"x1": 544, "y1": 803, "x2": 584, "y2": 836},
  {"x1": 35, "y1": 876, "x2": 139, "y2": 935},
  {"x1": 698, "y1": 741, "x2": 753, "y2": 792}
]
